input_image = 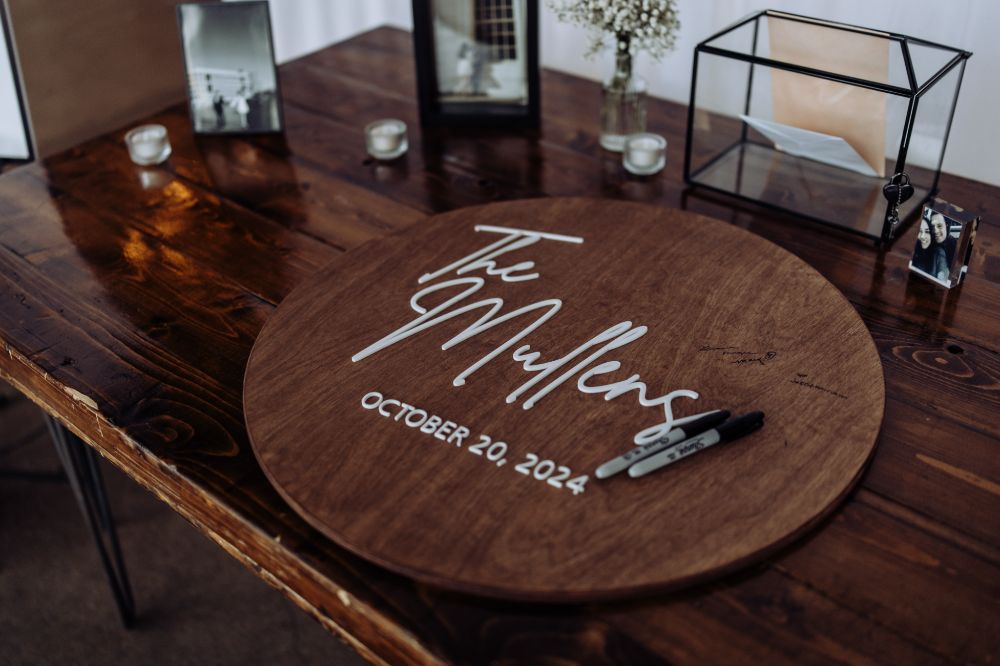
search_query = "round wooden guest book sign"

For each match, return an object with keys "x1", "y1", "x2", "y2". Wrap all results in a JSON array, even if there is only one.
[{"x1": 244, "y1": 198, "x2": 884, "y2": 601}]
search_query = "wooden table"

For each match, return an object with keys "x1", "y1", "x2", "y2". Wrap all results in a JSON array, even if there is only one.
[{"x1": 1, "y1": 28, "x2": 997, "y2": 664}]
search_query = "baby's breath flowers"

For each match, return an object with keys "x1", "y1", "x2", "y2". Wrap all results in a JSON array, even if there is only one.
[
  {"x1": 549, "y1": 0, "x2": 681, "y2": 59},
  {"x1": 552, "y1": 0, "x2": 680, "y2": 150}
]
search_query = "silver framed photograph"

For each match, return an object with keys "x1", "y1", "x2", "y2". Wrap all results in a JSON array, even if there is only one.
[
  {"x1": 0, "y1": 0, "x2": 32, "y2": 163},
  {"x1": 177, "y1": 1, "x2": 283, "y2": 135},
  {"x1": 909, "y1": 201, "x2": 980, "y2": 289}
]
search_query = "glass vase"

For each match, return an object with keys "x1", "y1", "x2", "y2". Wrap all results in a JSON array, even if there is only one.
[{"x1": 600, "y1": 49, "x2": 647, "y2": 152}]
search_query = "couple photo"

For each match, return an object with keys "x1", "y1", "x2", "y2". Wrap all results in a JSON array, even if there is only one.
[
  {"x1": 909, "y1": 208, "x2": 962, "y2": 287},
  {"x1": 179, "y1": 1, "x2": 282, "y2": 134}
]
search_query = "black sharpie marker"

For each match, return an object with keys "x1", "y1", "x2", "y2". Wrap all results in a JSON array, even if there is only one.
[
  {"x1": 595, "y1": 410, "x2": 730, "y2": 479},
  {"x1": 627, "y1": 411, "x2": 765, "y2": 479}
]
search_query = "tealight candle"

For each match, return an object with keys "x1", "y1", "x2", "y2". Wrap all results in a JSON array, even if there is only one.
[
  {"x1": 623, "y1": 132, "x2": 666, "y2": 176},
  {"x1": 365, "y1": 119, "x2": 408, "y2": 160},
  {"x1": 125, "y1": 124, "x2": 171, "y2": 166}
]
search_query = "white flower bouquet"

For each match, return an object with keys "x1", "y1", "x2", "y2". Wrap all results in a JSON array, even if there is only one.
[{"x1": 549, "y1": 0, "x2": 681, "y2": 59}]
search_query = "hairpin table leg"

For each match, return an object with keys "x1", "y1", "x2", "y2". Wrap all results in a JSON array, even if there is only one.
[{"x1": 43, "y1": 416, "x2": 136, "y2": 628}]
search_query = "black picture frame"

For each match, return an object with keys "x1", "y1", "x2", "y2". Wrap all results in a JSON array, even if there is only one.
[
  {"x1": 0, "y1": 0, "x2": 34, "y2": 164},
  {"x1": 412, "y1": 0, "x2": 540, "y2": 129},
  {"x1": 176, "y1": 0, "x2": 284, "y2": 136}
]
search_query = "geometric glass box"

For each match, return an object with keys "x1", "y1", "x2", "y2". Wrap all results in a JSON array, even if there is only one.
[{"x1": 684, "y1": 10, "x2": 971, "y2": 245}]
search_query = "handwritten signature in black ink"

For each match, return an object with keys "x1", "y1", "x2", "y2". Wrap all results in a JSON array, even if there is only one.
[
  {"x1": 698, "y1": 346, "x2": 778, "y2": 367},
  {"x1": 790, "y1": 373, "x2": 848, "y2": 400}
]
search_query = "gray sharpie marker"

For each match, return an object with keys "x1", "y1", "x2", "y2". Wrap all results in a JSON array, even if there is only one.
[
  {"x1": 628, "y1": 411, "x2": 765, "y2": 479},
  {"x1": 595, "y1": 410, "x2": 730, "y2": 479}
]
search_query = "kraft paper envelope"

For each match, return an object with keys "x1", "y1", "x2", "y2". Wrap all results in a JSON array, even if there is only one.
[
  {"x1": 740, "y1": 114, "x2": 879, "y2": 177},
  {"x1": 769, "y1": 14, "x2": 889, "y2": 177}
]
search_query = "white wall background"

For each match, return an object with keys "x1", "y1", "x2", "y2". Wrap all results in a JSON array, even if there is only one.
[{"x1": 200, "y1": 1, "x2": 1000, "y2": 185}]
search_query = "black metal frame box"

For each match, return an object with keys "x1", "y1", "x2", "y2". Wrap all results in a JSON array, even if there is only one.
[{"x1": 684, "y1": 10, "x2": 971, "y2": 245}]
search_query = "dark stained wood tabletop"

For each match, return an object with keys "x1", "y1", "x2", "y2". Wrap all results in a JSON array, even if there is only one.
[{"x1": 0, "y1": 27, "x2": 997, "y2": 665}]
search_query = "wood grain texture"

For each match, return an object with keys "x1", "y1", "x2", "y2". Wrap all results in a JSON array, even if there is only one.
[
  {"x1": 245, "y1": 198, "x2": 884, "y2": 601},
  {"x1": 0, "y1": 26, "x2": 997, "y2": 664}
]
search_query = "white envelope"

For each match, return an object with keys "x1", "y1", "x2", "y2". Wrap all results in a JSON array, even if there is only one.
[{"x1": 740, "y1": 114, "x2": 879, "y2": 178}]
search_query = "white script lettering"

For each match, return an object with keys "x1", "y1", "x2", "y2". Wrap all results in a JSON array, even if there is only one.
[{"x1": 352, "y1": 225, "x2": 700, "y2": 444}]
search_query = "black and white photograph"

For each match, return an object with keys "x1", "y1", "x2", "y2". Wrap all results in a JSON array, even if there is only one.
[
  {"x1": 412, "y1": 0, "x2": 539, "y2": 127},
  {"x1": 177, "y1": 1, "x2": 282, "y2": 134},
  {"x1": 431, "y1": 0, "x2": 528, "y2": 106},
  {"x1": 0, "y1": 0, "x2": 32, "y2": 162},
  {"x1": 908, "y1": 203, "x2": 977, "y2": 288}
]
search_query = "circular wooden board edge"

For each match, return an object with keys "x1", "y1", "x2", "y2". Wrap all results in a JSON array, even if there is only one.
[{"x1": 242, "y1": 197, "x2": 887, "y2": 603}]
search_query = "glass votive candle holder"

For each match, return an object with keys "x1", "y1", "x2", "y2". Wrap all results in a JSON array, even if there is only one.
[
  {"x1": 365, "y1": 119, "x2": 408, "y2": 160},
  {"x1": 623, "y1": 132, "x2": 666, "y2": 176},
  {"x1": 125, "y1": 124, "x2": 171, "y2": 166}
]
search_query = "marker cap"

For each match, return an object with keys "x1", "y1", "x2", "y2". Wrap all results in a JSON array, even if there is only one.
[
  {"x1": 717, "y1": 411, "x2": 765, "y2": 441},
  {"x1": 679, "y1": 409, "x2": 730, "y2": 437}
]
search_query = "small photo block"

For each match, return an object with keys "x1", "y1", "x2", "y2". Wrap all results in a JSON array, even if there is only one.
[{"x1": 908, "y1": 200, "x2": 980, "y2": 289}]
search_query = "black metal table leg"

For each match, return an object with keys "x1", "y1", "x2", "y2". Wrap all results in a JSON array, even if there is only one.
[{"x1": 44, "y1": 416, "x2": 136, "y2": 628}]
